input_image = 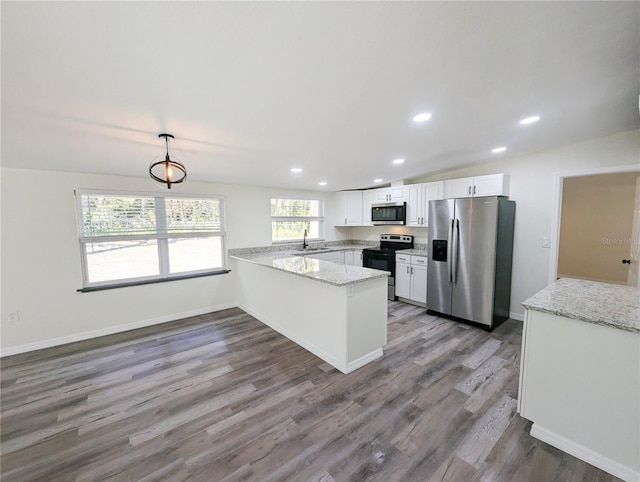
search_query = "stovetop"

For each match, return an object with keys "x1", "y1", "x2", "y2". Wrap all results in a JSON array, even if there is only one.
[{"x1": 363, "y1": 234, "x2": 414, "y2": 253}]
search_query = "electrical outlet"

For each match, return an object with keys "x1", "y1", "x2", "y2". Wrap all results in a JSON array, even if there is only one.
[
  {"x1": 542, "y1": 237, "x2": 550, "y2": 248},
  {"x1": 8, "y1": 311, "x2": 20, "y2": 323}
]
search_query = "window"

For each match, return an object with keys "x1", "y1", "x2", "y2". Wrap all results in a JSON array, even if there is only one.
[
  {"x1": 76, "y1": 190, "x2": 226, "y2": 289},
  {"x1": 271, "y1": 198, "x2": 324, "y2": 243}
]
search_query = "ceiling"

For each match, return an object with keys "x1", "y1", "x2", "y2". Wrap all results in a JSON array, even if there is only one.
[{"x1": 2, "y1": 2, "x2": 639, "y2": 192}]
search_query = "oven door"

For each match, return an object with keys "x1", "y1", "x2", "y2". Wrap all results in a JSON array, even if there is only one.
[{"x1": 362, "y1": 250, "x2": 396, "y2": 300}]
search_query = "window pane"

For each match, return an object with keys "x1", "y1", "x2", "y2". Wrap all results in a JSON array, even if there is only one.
[
  {"x1": 84, "y1": 240, "x2": 159, "y2": 283},
  {"x1": 271, "y1": 199, "x2": 320, "y2": 217},
  {"x1": 272, "y1": 221, "x2": 320, "y2": 241},
  {"x1": 165, "y1": 198, "x2": 221, "y2": 233},
  {"x1": 168, "y1": 237, "x2": 223, "y2": 273},
  {"x1": 80, "y1": 195, "x2": 156, "y2": 237}
]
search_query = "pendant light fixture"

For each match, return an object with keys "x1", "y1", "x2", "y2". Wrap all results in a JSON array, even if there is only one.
[{"x1": 149, "y1": 133, "x2": 187, "y2": 189}]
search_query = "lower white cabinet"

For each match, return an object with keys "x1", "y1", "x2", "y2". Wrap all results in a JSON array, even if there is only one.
[
  {"x1": 344, "y1": 250, "x2": 363, "y2": 267},
  {"x1": 307, "y1": 251, "x2": 344, "y2": 264},
  {"x1": 395, "y1": 253, "x2": 428, "y2": 305}
]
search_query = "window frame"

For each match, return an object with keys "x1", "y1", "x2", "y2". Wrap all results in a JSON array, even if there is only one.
[
  {"x1": 75, "y1": 189, "x2": 228, "y2": 291},
  {"x1": 270, "y1": 196, "x2": 325, "y2": 244}
]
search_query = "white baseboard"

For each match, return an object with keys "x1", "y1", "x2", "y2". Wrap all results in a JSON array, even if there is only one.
[
  {"x1": 509, "y1": 311, "x2": 524, "y2": 321},
  {"x1": 530, "y1": 424, "x2": 640, "y2": 482},
  {"x1": 0, "y1": 303, "x2": 236, "y2": 358},
  {"x1": 345, "y1": 348, "x2": 383, "y2": 373}
]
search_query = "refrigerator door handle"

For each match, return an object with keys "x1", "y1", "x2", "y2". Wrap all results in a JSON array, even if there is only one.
[
  {"x1": 452, "y1": 218, "x2": 459, "y2": 284},
  {"x1": 447, "y1": 218, "x2": 455, "y2": 282}
]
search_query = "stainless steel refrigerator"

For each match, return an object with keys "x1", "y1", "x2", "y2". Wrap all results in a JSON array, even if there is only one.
[{"x1": 427, "y1": 197, "x2": 515, "y2": 329}]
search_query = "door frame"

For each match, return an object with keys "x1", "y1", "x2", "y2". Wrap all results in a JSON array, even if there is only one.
[{"x1": 549, "y1": 164, "x2": 640, "y2": 284}]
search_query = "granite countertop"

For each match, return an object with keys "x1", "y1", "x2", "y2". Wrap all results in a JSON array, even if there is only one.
[
  {"x1": 397, "y1": 248, "x2": 428, "y2": 257},
  {"x1": 230, "y1": 252, "x2": 389, "y2": 287},
  {"x1": 522, "y1": 278, "x2": 640, "y2": 333}
]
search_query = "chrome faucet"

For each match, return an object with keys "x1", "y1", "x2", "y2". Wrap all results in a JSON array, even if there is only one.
[{"x1": 303, "y1": 229, "x2": 308, "y2": 249}]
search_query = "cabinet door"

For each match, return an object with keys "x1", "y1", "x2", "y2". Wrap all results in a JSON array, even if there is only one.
[
  {"x1": 374, "y1": 188, "x2": 390, "y2": 202},
  {"x1": 361, "y1": 190, "x2": 376, "y2": 226},
  {"x1": 344, "y1": 251, "x2": 355, "y2": 266},
  {"x1": 344, "y1": 250, "x2": 363, "y2": 267},
  {"x1": 344, "y1": 191, "x2": 363, "y2": 225},
  {"x1": 406, "y1": 184, "x2": 424, "y2": 227},
  {"x1": 389, "y1": 186, "x2": 406, "y2": 202},
  {"x1": 410, "y1": 264, "x2": 428, "y2": 304},
  {"x1": 395, "y1": 262, "x2": 411, "y2": 299},
  {"x1": 473, "y1": 173, "x2": 509, "y2": 197},
  {"x1": 308, "y1": 251, "x2": 344, "y2": 264},
  {"x1": 423, "y1": 181, "x2": 444, "y2": 226},
  {"x1": 444, "y1": 177, "x2": 473, "y2": 198}
]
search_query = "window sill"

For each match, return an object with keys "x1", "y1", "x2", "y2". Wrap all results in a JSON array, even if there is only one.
[{"x1": 78, "y1": 269, "x2": 231, "y2": 292}]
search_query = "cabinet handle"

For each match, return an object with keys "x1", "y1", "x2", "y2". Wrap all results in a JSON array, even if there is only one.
[
  {"x1": 468, "y1": 186, "x2": 471, "y2": 196},
  {"x1": 410, "y1": 267, "x2": 414, "y2": 274},
  {"x1": 622, "y1": 259, "x2": 631, "y2": 264},
  {"x1": 473, "y1": 185, "x2": 476, "y2": 195}
]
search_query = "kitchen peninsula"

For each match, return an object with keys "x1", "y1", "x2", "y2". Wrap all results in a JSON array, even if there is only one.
[
  {"x1": 518, "y1": 278, "x2": 640, "y2": 482},
  {"x1": 230, "y1": 246, "x2": 389, "y2": 374}
]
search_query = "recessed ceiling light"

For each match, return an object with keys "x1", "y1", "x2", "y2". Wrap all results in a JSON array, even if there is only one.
[
  {"x1": 373, "y1": 178, "x2": 383, "y2": 183},
  {"x1": 519, "y1": 116, "x2": 540, "y2": 125},
  {"x1": 492, "y1": 147, "x2": 507, "y2": 153},
  {"x1": 392, "y1": 158, "x2": 405, "y2": 164},
  {"x1": 413, "y1": 113, "x2": 432, "y2": 123},
  {"x1": 290, "y1": 168, "x2": 303, "y2": 173},
  {"x1": 318, "y1": 181, "x2": 327, "y2": 186}
]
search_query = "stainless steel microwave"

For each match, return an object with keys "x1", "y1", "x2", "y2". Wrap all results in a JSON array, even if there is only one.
[{"x1": 372, "y1": 202, "x2": 407, "y2": 225}]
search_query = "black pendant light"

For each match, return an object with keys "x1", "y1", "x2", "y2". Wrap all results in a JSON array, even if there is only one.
[{"x1": 149, "y1": 133, "x2": 187, "y2": 189}]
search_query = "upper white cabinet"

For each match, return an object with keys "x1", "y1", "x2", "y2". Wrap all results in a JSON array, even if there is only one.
[
  {"x1": 334, "y1": 191, "x2": 363, "y2": 226},
  {"x1": 373, "y1": 186, "x2": 406, "y2": 203},
  {"x1": 361, "y1": 189, "x2": 377, "y2": 226},
  {"x1": 406, "y1": 181, "x2": 444, "y2": 227},
  {"x1": 444, "y1": 173, "x2": 509, "y2": 198}
]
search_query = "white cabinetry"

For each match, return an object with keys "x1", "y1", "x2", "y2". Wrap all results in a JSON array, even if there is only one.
[
  {"x1": 395, "y1": 255, "x2": 411, "y2": 300},
  {"x1": 406, "y1": 181, "x2": 444, "y2": 227},
  {"x1": 334, "y1": 191, "x2": 363, "y2": 226},
  {"x1": 395, "y1": 253, "x2": 428, "y2": 305},
  {"x1": 444, "y1": 173, "x2": 509, "y2": 198},
  {"x1": 306, "y1": 250, "x2": 345, "y2": 264},
  {"x1": 519, "y1": 309, "x2": 639, "y2": 480},
  {"x1": 373, "y1": 186, "x2": 406, "y2": 203},
  {"x1": 344, "y1": 250, "x2": 363, "y2": 267},
  {"x1": 361, "y1": 190, "x2": 377, "y2": 226}
]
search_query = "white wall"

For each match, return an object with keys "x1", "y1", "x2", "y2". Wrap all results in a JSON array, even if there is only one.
[
  {"x1": 406, "y1": 129, "x2": 639, "y2": 318},
  {"x1": 0, "y1": 168, "x2": 342, "y2": 353}
]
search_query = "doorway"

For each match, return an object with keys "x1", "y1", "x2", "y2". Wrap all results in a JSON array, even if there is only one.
[{"x1": 554, "y1": 170, "x2": 639, "y2": 285}]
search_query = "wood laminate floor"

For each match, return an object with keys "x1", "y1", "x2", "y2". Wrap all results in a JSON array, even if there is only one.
[{"x1": 1, "y1": 303, "x2": 620, "y2": 481}]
